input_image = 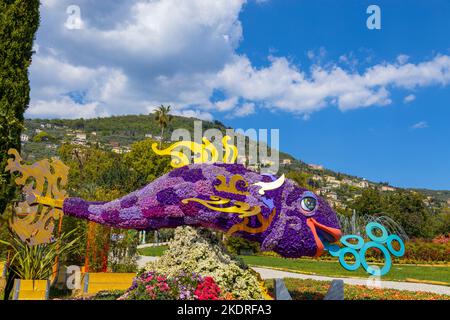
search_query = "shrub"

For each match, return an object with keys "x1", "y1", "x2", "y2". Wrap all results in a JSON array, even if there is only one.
[
  {"x1": 120, "y1": 270, "x2": 221, "y2": 300},
  {"x1": 0, "y1": 229, "x2": 79, "y2": 280},
  {"x1": 145, "y1": 226, "x2": 267, "y2": 299},
  {"x1": 224, "y1": 236, "x2": 259, "y2": 255}
]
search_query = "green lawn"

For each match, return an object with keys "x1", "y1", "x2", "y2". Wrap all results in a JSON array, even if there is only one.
[
  {"x1": 137, "y1": 246, "x2": 450, "y2": 285},
  {"x1": 243, "y1": 255, "x2": 450, "y2": 285},
  {"x1": 138, "y1": 245, "x2": 168, "y2": 257}
]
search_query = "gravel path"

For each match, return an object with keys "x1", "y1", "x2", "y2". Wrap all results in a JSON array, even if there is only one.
[{"x1": 137, "y1": 256, "x2": 450, "y2": 295}]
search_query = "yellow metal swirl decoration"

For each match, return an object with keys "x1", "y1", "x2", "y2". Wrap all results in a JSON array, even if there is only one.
[
  {"x1": 226, "y1": 209, "x2": 276, "y2": 236},
  {"x1": 152, "y1": 135, "x2": 238, "y2": 168},
  {"x1": 181, "y1": 195, "x2": 261, "y2": 218},
  {"x1": 214, "y1": 174, "x2": 250, "y2": 195},
  {"x1": 5, "y1": 149, "x2": 69, "y2": 245}
]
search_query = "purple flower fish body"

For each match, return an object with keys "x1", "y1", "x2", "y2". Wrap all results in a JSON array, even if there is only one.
[{"x1": 63, "y1": 163, "x2": 341, "y2": 258}]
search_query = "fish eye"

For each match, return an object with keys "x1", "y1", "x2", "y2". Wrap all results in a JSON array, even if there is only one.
[{"x1": 300, "y1": 196, "x2": 317, "y2": 215}]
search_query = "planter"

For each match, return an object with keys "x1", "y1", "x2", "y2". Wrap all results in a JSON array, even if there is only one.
[
  {"x1": 0, "y1": 277, "x2": 5, "y2": 296},
  {"x1": 82, "y1": 273, "x2": 136, "y2": 295},
  {"x1": 0, "y1": 261, "x2": 5, "y2": 277},
  {"x1": 12, "y1": 279, "x2": 50, "y2": 300}
]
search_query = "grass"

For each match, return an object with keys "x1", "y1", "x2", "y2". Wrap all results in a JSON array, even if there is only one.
[
  {"x1": 264, "y1": 278, "x2": 450, "y2": 300},
  {"x1": 137, "y1": 246, "x2": 450, "y2": 285},
  {"x1": 137, "y1": 245, "x2": 168, "y2": 257},
  {"x1": 243, "y1": 255, "x2": 450, "y2": 285}
]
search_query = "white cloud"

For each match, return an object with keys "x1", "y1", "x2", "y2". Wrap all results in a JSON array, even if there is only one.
[
  {"x1": 397, "y1": 54, "x2": 409, "y2": 65},
  {"x1": 214, "y1": 54, "x2": 450, "y2": 113},
  {"x1": 172, "y1": 109, "x2": 213, "y2": 121},
  {"x1": 227, "y1": 102, "x2": 255, "y2": 118},
  {"x1": 404, "y1": 94, "x2": 416, "y2": 103},
  {"x1": 27, "y1": 1, "x2": 450, "y2": 120},
  {"x1": 411, "y1": 121, "x2": 428, "y2": 130},
  {"x1": 28, "y1": 97, "x2": 107, "y2": 119},
  {"x1": 214, "y1": 97, "x2": 239, "y2": 112}
]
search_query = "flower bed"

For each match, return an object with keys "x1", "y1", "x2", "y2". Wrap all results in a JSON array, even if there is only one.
[
  {"x1": 264, "y1": 278, "x2": 450, "y2": 300},
  {"x1": 146, "y1": 226, "x2": 267, "y2": 299},
  {"x1": 119, "y1": 270, "x2": 222, "y2": 300}
]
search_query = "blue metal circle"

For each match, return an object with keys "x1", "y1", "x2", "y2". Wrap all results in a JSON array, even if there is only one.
[
  {"x1": 360, "y1": 242, "x2": 392, "y2": 276},
  {"x1": 386, "y1": 234, "x2": 405, "y2": 257},
  {"x1": 326, "y1": 243, "x2": 341, "y2": 257},
  {"x1": 365, "y1": 222, "x2": 388, "y2": 243},
  {"x1": 338, "y1": 247, "x2": 361, "y2": 271},
  {"x1": 340, "y1": 235, "x2": 364, "y2": 249}
]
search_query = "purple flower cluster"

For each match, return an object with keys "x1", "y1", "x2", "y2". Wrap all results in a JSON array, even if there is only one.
[{"x1": 63, "y1": 163, "x2": 342, "y2": 258}]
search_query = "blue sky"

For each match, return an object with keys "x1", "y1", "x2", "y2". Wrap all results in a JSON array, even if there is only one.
[
  {"x1": 226, "y1": 0, "x2": 450, "y2": 190},
  {"x1": 28, "y1": 0, "x2": 450, "y2": 190}
]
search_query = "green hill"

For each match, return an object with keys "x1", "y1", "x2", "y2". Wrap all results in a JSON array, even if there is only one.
[{"x1": 20, "y1": 114, "x2": 450, "y2": 210}]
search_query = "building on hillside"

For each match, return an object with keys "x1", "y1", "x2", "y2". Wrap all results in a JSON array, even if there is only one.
[
  {"x1": 20, "y1": 134, "x2": 29, "y2": 142},
  {"x1": 358, "y1": 180, "x2": 369, "y2": 188},
  {"x1": 75, "y1": 133, "x2": 87, "y2": 141},
  {"x1": 381, "y1": 185, "x2": 395, "y2": 192},
  {"x1": 342, "y1": 178, "x2": 353, "y2": 185},
  {"x1": 122, "y1": 146, "x2": 131, "y2": 154},
  {"x1": 282, "y1": 159, "x2": 292, "y2": 165},
  {"x1": 35, "y1": 129, "x2": 42, "y2": 134},
  {"x1": 91, "y1": 132, "x2": 97, "y2": 136},
  {"x1": 325, "y1": 176, "x2": 341, "y2": 188},
  {"x1": 308, "y1": 163, "x2": 324, "y2": 170},
  {"x1": 327, "y1": 192, "x2": 338, "y2": 201},
  {"x1": 71, "y1": 139, "x2": 86, "y2": 146},
  {"x1": 261, "y1": 159, "x2": 275, "y2": 167},
  {"x1": 112, "y1": 147, "x2": 122, "y2": 154},
  {"x1": 145, "y1": 133, "x2": 153, "y2": 139},
  {"x1": 72, "y1": 132, "x2": 87, "y2": 146}
]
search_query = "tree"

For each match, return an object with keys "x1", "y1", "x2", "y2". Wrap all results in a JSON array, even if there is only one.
[
  {"x1": 286, "y1": 171, "x2": 313, "y2": 190},
  {"x1": 0, "y1": 0, "x2": 40, "y2": 215},
  {"x1": 154, "y1": 105, "x2": 172, "y2": 147},
  {"x1": 124, "y1": 139, "x2": 172, "y2": 186},
  {"x1": 384, "y1": 191, "x2": 432, "y2": 238},
  {"x1": 350, "y1": 188, "x2": 384, "y2": 216}
]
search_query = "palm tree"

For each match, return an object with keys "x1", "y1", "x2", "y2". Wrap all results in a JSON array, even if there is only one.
[{"x1": 154, "y1": 105, "x2": 172, "y2": 148}]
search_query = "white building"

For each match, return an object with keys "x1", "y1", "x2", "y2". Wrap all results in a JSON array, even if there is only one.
[
  {"x1": 20, "y1": 134, "x2": 29, "y2": 142},
  {"x1": 282, "y1": 159, "x2": 292, "y2": 165},
  {"x1": 308, "y1": 163, "x2": 324, "y2": 170},
  {"x1": 358, "y1": 180, "x2": 369, "y2": 188},
  {"x1": 260, "y1": 159, "x2": 275, "y2": 166},
  {"x1": 112, "y1": 146, "x2": 131, "y2": 154},
  {"x1": 75, "y1": 133, "x2": 87, "y2": 141}
]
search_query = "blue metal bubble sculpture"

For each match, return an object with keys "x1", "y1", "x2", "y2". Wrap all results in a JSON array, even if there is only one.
[{"x1": 325, "y1": 222, "x2": 405, "y2": 276}]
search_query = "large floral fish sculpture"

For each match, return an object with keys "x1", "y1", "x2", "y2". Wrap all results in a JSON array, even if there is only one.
[{"x1": 7, "y1": 138, "x2": 342, "y2": 258}]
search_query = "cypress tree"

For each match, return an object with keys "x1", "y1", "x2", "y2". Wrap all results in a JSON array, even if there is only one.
[{"x1": 0, "y1": 0, "x2": 40, "y2": 214}]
